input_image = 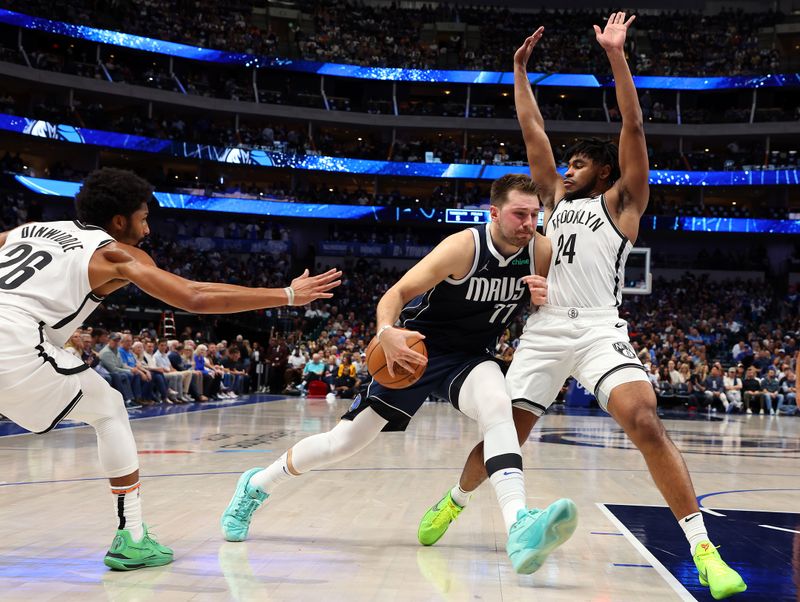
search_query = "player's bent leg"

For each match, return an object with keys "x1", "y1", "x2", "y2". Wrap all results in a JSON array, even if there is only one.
[
  {"x1": 447, "y1": 361, "x2": 576, "y2": 573},
  {"x1": 221, "y1": 406, "x2": 388, "y2": 542},
  {"x1": 605, "y1": 380, "x2": 698, "y2": 519},
  {"x1": 606, "y1": 379, "x2": 746, "y2": 598},
  {"x1": 417, "y1": 404, "x2": 540, "y2": 546},
  {"x1": 70, "y1": 368, "x2": 173, "y2": 570}
]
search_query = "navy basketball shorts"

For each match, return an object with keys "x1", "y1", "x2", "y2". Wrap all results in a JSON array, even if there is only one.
[{"x1": 341, "y1": 345, "x2": 502, "y2": 431}]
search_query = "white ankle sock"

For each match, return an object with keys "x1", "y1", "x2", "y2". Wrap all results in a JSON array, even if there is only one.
[
  {"x1": 450, "y1": 484, "x2": 471, "y2": 508},
  {"x1": 679, "y1": 511, "x2": 710, "y2": 554},
  {"x1": 488, "y1": 469, "x2": 526, "y2": 533},
  {"x1": 111, "y1": 481, "x2": 144, "y2": 542},
  {"x1": 249, "y1": 452, "x2": 297, "y2": 494}
]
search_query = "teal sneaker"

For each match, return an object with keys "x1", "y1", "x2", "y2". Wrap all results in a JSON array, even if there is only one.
[
  {"x1": 506, "y1": 498, "x2": 578, "y2": 574},
  {"x1": 417, "y1": 491, "x2": 465, "y2": 546},
  {"x1": 103, "y1": 524, "x2": 173, "y2": 570},
  {"x1": 221, "y1": 468, "x2": 268, "y2": 542}
]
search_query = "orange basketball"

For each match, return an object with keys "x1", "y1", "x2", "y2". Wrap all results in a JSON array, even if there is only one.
[{"x1": 366, "y1": 328, "x2": 428, "y2": 389}]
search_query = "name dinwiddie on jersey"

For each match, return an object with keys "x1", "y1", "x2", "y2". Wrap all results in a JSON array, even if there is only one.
[
  {"x1": 465, "y1": 276, "x2": 527, "y2": 303},
  {"x1": 18, "y1": 225, "x2": 84, "y2": 252},
  {"x1": 547, "y1": 206, "x2": 605, "y2": 233}
]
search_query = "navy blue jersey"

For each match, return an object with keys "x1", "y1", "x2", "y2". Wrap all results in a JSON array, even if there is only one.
[{"x1": 400, "y1": 223, "x2": 536, "y2": 353}]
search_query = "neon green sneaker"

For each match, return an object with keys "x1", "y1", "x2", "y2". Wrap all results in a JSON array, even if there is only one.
[
  {"x1": 693, "y1": 542, "x2": 747, "y2": 600},
  {"x1": 506, "y1": 498, "x2": 578, "y2": 574},
  {"x1": 221, "y1": 467, "x2": 268, "y2": 542},
  {"x1": 103, "y1": 524, "x2": 173, "y2": 570},
  {"x1": 417, "y1": 491, "x2": 464, "y2": 546}
]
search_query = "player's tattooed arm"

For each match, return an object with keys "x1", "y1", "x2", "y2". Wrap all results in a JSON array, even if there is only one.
[
  {"x1": 513, "y1": 28, "x2": 563, "y2": 213},
  {"x1": 595, "y1": 12, "x2": 649, "y2": 220}
]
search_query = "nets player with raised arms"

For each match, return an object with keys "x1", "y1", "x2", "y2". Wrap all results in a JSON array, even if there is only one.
[
  {"x1": 0, "y1": 168, "x2": 341, "y2": 570},
  {"x1": 418, "y1": 14, "x2": 746, "y2": 599},
  {"x1": 221, "y1": 174, "x2": 578, "y2": 574}
]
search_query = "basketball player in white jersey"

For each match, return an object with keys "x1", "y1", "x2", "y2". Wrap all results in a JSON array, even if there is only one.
[
  {"x1": 418, "y1": 15, "x2": 746, "y2": 599},
  {"x1": 0, "y1": 167, "x2": 341, "y2": 570}
]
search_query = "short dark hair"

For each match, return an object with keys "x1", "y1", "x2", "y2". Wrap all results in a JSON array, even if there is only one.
[
  {"x1": 490, "y1": 174, "x2": 537, "y2": 207},
  {"x1": 74, "y1": 168, "x2": 153, "y2": 229},
  {"x1": 564, "y1": 138, "x2": 620, "y2": 184},
  {"x1": 157, "y1": 338, "x2": 168, "y2": 345},
  {"x1": 92, "y1": 327, "x2": 107, "y2": 339}
]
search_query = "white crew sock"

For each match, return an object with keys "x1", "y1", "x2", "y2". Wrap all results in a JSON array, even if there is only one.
[
  {"x1": 488, "y1": 468, "x2": 527, "y2": 532},
  {"x1": 679, "y1": 511, "x2": 711, "y2": 554},
  {"x1": 450, "y1": 484, "x2": 471, "y2": 508},
  {"x1": 111, "y1": 481, "x2": 144, "y2": 542}
]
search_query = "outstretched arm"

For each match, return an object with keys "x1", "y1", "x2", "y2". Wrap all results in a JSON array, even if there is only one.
[
  {"x1": 90, "y1": 242, "x2": 341, "y2": 313},
  {"x1": 514, "y1": 28, "x2": 563, "y2": 217},
  {"x1": 595, "y1": 12, "x2": 649, "y2": 221}
]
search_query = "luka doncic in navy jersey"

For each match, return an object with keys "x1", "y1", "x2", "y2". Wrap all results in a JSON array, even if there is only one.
[{"x1": 400, "y1": 223, "x2": 536, "y2": 353}]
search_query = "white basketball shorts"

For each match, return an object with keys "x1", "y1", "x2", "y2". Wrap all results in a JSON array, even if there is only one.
[
  {"x1": 506, "y1": 304, "x2": 649, "y2": 415},
  {"x1": 0, "y1": 309, "x2": 89, "y2": 433}
]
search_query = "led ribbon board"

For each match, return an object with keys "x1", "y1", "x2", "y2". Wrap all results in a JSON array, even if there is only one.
[
  {"x1": 2, "y1": 9, "x2": 799, "y2": 89},
  {"x1": 14, "y1": 175, "x2": 800, "y2": 232},
  {"x1": 3, "y1": 114, "x2": 798, "y2": 186}
]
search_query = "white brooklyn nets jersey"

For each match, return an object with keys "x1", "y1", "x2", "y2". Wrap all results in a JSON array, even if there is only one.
[
  {"x1": 544, "y1": 194, "x2": 632, "y2": 308},
  {"x1": 0, "y1": 220, "x2": 115, "y2": 346}
]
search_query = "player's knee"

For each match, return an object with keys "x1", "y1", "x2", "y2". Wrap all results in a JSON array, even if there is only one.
[
  {"x1": 475, "y1": 392, "x2": 514, "y2": 434},
  {"x1": 626, "y1": 403, "x2": 665, "y2": 443}
]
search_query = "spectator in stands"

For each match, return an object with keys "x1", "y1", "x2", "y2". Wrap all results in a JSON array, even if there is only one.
[
  {"x1": 92, "y1": 327, "x2": 109, "y2": 353},
  {"x1": 221, "y1": 346, "x2": 249, "y2": 394},
  {"x1": 193, "y1": 344, "x2": 222, "y2": 400},
  {"x1": 333, "y1": 353, "x2": 360, "y2": 399},
  {"x1": 154, "y1": 339, "x2": 192, "y2": 403},
  {"x1": 667, "y1": 359, "x2": 682, "y2": 386},
  {"x1": 64, "y1": 329, "x2": 83, "y2": 356},
  {"x1": 266, "y1": 336, "x2": 290, "y2": 394},
  {"x1": 134, "y1": 340, "x2": 173, "y2": 403},
  {"x1": 702, "y1": 366, "x2": 729, "y2": 413},
  {"x1": 761, "y1": 367, "x2": 781, "y2": 416},
  {"x1": 778, "y1": 369, "x2": 797, "y2": 415},
  {"x1": 284, "y1": 347, "x2": 306, "y2": 392},
  {"x1": 300, "y1": 352, "x2": 325, "y2": 395},
  {"x1": 169, "y1": 340, "x2": 207, "y2": 401},
  {"x1": 723, "y1": 366, "x2": 743, "y2": 410},
  {"x1": 119, "y1": 334, "x2": 154, "y2": 405},
  {"x1": 742, "y1": 366, "x2": 765, "y2": 414},
  {"x1": 98, "y1": 332, "x2": 141, "y2": 409}
]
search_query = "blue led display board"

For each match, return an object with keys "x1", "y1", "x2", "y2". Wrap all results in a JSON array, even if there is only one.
[
  {"x1": 4, "y1": 114, "x2": 799, "y2": 186},
  {"x1": 14, "y1": 175, "x2": 800, "y2": 232},
  {"x1": 2, "y1": 9, "x2": 799, "y2": 89}
]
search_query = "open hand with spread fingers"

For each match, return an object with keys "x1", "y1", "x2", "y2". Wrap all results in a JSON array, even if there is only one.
[
  {"x1": 593, "y1": 11, "x2": 635, "y2": 53},
  {"x1": 289, "y1": 268, "x2": 342, "y2": 306}
]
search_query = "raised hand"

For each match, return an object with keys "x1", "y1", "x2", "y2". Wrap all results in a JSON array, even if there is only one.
[
  {"x1": 593, "y1": 11, "x2": 635, "y2": 53},
  {"x1": 513, "y1": 26, "x2": 544, "y2": 69},
  {"x1": 289, "y1": 268, "x2": 342, "y2": 306}
]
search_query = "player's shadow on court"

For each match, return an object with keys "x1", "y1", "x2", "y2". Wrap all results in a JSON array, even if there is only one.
[{"x1": 416, "y1": 547, "x2": 582, "y2": 593}]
